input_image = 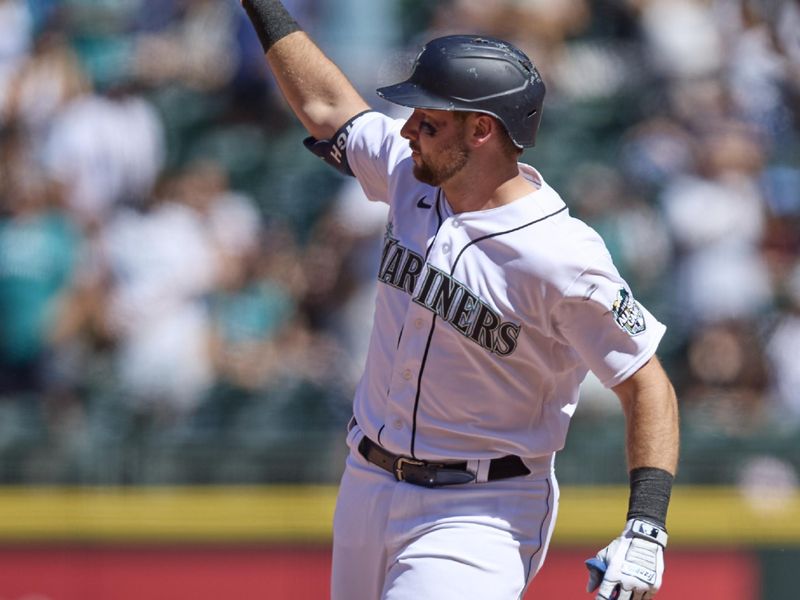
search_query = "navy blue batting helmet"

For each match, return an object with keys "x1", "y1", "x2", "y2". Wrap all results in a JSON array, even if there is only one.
[{"x1": 377, "y1": 35, "x2": 546, "y2": 148}]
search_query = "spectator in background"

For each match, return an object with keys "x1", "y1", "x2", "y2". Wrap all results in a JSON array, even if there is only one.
[
  {"x1": 658, "y1": 121, "x2": 773, "y2": 327},
  {"x1": 36, "y1": 0, "x2": 167, "y2": 229},
  {"x1": 203, "y1": 205, "x2": 353, "y2": 448},
  {"x1": 177, "y1": 159, "x2": 295, "y2": 395},
  {"x1": 0, "y1": 134, "x2": 81, "y2": 396},
  {"x1": 683, "y1": 320, "x2": 769, "y2": 436},
  {"x1": 2, "y1": 27, "x2": 89, "y2": 145},
  {"x1": 0, "y1": 0, "x2": 34, "y2": 111},
  {"x1": 724, "y1": 0, "x2": 799, "y2": 145},
  {"x1": 765, "y1": 263, "x2": 800, "y2": 426},
  {"x1": 620, "y1": 117, "x2": 696, "y2": 194},
  {"x1": 208, "y1": 234, "x2": 295, "y2": 396},
  {"x1": 134, "y1": 0, "x2": 240, "y2": 91},
  {"x1": 309, "y1": 177, "x2": 390, "y2": 384},
  {"x1": 425, "y1": 0, "x2": 590, "y2": 74},
  {"x1": 41, "y1": 80, "x2": 165, "y2": 228},
  {"x1": 567, "y1": 162, "x2": 672, "y2": 297},
  {"x1": 637, "y1": 0, "x2": 724, "y2": 81},
  {"x1": 176, "y1": 158, "x2": 262, "y2": 264},
  {"x1": 97, "y1": 167, "x2": 219, "y2": 420}
]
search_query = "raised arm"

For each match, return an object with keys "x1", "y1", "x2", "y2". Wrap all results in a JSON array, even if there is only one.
[{"x1": 241, "y1": 0, "x2": 371, "y2": 140}]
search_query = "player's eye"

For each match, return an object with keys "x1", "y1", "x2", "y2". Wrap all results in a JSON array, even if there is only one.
[{"x1": 419, "y1": 120, "x2": 437, "y2": 136}]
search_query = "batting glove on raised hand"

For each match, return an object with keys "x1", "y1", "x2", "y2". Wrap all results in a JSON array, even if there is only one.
[{"x1": 585, "y1": 519, "x2": 667, "y2": 600}]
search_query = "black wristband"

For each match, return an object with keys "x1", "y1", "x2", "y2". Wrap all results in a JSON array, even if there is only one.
[
  {"x1": 626, "y1": 467, "x2": 674, "y2": 529},
  {"x1": 241, "y1": 0, "x2": 301, "y2": 54}
]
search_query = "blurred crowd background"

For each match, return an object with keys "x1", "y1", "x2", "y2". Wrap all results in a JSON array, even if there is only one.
[{"x1": 0, "y1": 0, "x2": 798, "y2": 490}]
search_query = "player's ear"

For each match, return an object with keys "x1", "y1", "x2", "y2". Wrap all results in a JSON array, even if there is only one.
[{"x1": 467, "y1": 113, "x2": 495, "y2": 148}]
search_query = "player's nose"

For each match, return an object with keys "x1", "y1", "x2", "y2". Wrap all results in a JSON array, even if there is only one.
[{"x1": 400, "y1": 111, "x2": 421, "y2": 141}]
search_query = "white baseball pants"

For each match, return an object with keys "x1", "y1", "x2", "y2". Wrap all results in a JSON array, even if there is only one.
[{"x1": 331, "y1": 424, "x2": 559, "y2": 600}]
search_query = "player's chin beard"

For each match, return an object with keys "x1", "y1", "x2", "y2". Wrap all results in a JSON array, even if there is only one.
[{"x1": 413, "y1": 142, "x2": 470, "y2": 186}]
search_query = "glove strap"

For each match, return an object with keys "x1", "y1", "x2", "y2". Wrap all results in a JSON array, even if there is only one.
[{"x1": 628, "y1": 518, "x2": 669, "y2": 548}]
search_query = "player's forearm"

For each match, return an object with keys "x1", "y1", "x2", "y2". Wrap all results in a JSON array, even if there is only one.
[
  {"x1": 614, "y1": 356, "x2": 679, "y2": 529},
  {"x1": 241, "y1": 0, "x2": 370, "y2": 140},
  {"x1": 616, "y1": 357, "x2": 679, "y2": 475},
  {"x1": 266, "y1": 32, "x2": 370, "y2": 140}
]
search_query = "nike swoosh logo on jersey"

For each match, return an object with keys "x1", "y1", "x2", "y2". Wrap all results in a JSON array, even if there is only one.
[{"x1": 416, "y1": 196, "x2": 432, "y2": 209}]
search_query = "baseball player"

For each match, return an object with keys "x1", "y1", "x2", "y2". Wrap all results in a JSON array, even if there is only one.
[{"x1": 240, "y1": 2, "x2": 679, "y2": 599}]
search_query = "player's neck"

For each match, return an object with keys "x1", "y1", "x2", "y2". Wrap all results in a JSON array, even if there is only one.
[{"x1": 442, "y1": 161, "x2": 536, "y2": 213}]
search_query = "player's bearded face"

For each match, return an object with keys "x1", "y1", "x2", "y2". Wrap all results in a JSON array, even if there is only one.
[
  {"x1": 404, "y1": 111, "x2": 471, "y2": 186},
  {"x1": 413, "y1": 138, "x2": 470, "y2": 186}
]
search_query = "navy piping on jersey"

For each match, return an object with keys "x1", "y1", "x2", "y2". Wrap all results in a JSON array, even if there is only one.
[
  {"x1": 377, "y1": 424, "x2": 385, "y2": 445},
  {"x1": 409, "y1": 188, "x2": 444, "y2": 458},
  {"x1": 434, "y1": 187, "x2": 447, "y2": 224},
  {"x1": 427, "y1": 188, "x2": 445, "y2": 260},
  {"x1": 518, "y1": 477, "x2": 552, "y2": 600},
  {"x1": 409, "y1": 200, "x2": 567, "y2": 458},
  {"x1": 450, "y1": 205, "x2": 568, "y2": 275}
]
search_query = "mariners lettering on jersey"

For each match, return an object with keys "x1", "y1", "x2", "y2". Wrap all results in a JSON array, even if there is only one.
[
  {"x1": 379, "y1": 226, "x2": 425, "y2": 296},
  {"x1": 378, "y1": 228, "x2": 521, "y2": 356}
]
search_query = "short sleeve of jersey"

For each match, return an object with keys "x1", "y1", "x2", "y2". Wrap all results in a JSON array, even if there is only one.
[
  {"x1": 551, "y1": 262, "x2": 666, "y2": 389},
  {"x1": 346, "y1": 112, "x2": 410, "y2": 204}
]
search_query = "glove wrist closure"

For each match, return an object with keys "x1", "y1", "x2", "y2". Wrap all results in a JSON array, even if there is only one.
[{"x1": 627, "y1": 518, "x2": 668, "y2": 548}]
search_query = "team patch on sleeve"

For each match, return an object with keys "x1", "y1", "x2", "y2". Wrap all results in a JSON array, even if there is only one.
[{"x1": 611, "y1": 288, "x2": 646, "y2": 335}]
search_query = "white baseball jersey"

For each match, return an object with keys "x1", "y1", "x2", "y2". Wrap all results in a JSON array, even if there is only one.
[{"x1": 346, "y1": 111, "x2": 666, "y2": 463}]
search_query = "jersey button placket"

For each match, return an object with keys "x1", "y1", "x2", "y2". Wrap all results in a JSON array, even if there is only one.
[{"x1": 385, "y1": 305, "x2": 429, "y2": 451}]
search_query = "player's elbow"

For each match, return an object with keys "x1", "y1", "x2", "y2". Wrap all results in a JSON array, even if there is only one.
[
  {"x1": 614, "y1": 356, "x2": 678, "y2": 413},
  {"x1": 621, "y1": 359, "x2": 679, "y2": 434},
  {"x1": 301, "y1": 98, "x2": 370, "y2": 141}
]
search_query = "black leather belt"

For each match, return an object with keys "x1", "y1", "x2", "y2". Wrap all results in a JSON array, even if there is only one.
[{"x1": 357, "y1": 435, "x2": 531, "y2": 487}]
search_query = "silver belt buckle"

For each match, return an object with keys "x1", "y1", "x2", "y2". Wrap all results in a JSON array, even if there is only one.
[{"x1": 394, "y1": 456, "x2": 425, "y2": 481}]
